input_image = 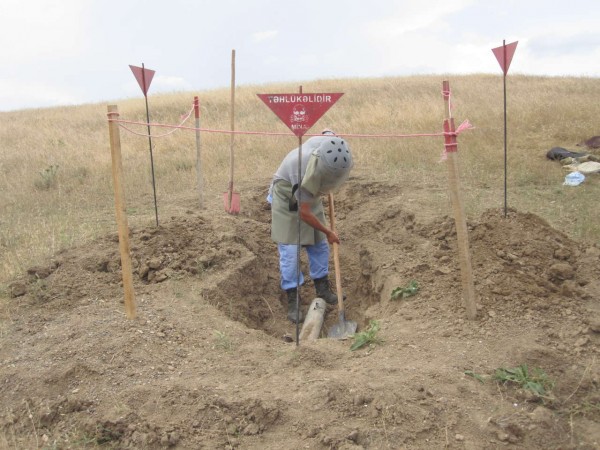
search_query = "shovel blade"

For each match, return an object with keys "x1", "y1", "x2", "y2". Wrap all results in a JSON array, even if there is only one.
[
  {"x1": 328, "y1": 316, "x2": 358, "y2": 339},
  {"x1": 223, "y1": 191, "x2": 240, "y2": 214}
]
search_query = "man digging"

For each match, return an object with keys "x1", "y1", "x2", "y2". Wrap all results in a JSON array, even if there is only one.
[{"x1": 267, "y1": 130, "x2": 354, "y2": 323}]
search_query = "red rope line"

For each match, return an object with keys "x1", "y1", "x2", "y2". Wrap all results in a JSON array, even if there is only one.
[
  {"x1": 108, "y1": 117, "x2": 471, "y2": 140},
  {"x1": 106, "y1": 98, "x2": 474, "y2": 142},
  {"x1": 115, "y1": 104, "x2": 196, "y2": 138},
  {"x1": 441, "y1": 89, "x2": 453, "y2": 119}
]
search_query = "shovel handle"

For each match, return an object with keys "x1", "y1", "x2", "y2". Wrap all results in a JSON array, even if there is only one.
[{"x1": 328, "y1": 193, "x2": 345, "y2": 315}]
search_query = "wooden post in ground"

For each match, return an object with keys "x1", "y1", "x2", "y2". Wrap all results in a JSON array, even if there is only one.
[
  {"x1": 442, "y1": 81, "x2": 477, "y2": 320},
  {"x1": 194, "y1": 96, "x2": 204, "y2": 209},
  {"x1": 107, "y1": 105, "x2": 136, "y2": 319}
]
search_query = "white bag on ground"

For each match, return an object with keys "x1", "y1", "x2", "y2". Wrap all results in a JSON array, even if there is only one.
[{"x1": 563, "y1": 171, "x2": 585, "y2": 186}]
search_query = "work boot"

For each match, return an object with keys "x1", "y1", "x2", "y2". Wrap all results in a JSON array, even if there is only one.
[
  {"x1": 286, "y1": 288, "x2": 304, "y2": 323},
  {"x1": 314, "y1": 276, "x2": 339, "y2": 305}
]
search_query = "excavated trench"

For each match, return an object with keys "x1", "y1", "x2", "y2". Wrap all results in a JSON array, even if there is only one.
[
  {"x1": 121, "y1": 181, "x2": 431, "y2": 339},
  {"x1": 16, "y1": 177, "x2": 596, "y2": 344}
]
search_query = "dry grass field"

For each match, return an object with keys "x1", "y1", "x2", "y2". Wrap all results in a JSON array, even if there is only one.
[{"x1": 1, "y1": 74, "x2": 598, "y2": 285}]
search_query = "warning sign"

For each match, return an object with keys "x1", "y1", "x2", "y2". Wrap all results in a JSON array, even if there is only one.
[
  {"x1": 257, "y1": 93, "x2": 343, "y2": 137},
  {"x1": 491, "y1": 41, "x2": 518, "y2": 76},
  {"x1": 129, "y1": 64, "x2": 155, "y2": 96}
]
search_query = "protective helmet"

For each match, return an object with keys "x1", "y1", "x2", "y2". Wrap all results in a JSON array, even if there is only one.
[{"x1": 318, "y1": 137, "x2": 353, "y2": 172}]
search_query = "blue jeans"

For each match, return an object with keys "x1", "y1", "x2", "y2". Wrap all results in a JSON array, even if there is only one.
[{"x1": 278, "y1": 240, "x2": 329, "y2": 291}]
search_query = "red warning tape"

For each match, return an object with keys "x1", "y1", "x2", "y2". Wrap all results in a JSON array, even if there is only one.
[{"x1": 107, "y1": 104, "x2": 474, "y2": 148}]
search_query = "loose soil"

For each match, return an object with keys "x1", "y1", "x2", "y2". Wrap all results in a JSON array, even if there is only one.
[{"x1": 1, "y1": 175, "x2": 599, "y2": 449}]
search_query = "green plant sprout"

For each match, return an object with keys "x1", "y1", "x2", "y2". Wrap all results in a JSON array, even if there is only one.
[
  {"x1": 493, "y1": 364, "x2": 554, "y2": 397},
  {"x1": 464, "y1": 370, "x2": 486, "y2": 384},
  {"x1": 213, "y1": 330, "x2": 233, "y2": 351},
  {"x1": 391, "y1": 280, "x2": 419, "y2": 300},
  {"x1": 34, "y1": 164, "x2": 59, "y2": 191},
  {"x1": 350, "y1": 320, "x2": 383, "y2": 351}
]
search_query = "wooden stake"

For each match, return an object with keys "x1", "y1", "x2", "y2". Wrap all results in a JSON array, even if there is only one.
[
  {"x1": 194, "y1": 96, "x2": 203, "y2": 209},
  {"x1": 107, "y1": 105, "x2": 136, "y2": 319},
  {"x1": 442, "y1": 82, "x2": 477, "y2": 320},
  {"x1": 228, "y1": 49, "x2": 235, "y2": 208}
]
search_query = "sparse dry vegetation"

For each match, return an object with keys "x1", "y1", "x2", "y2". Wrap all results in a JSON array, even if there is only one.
[
  {"x1": 0, "y1": 74, "x2": 598, "y2": 285},
  {"x1": 1, "y1": 75, "x2": 600, "y2": 448}
]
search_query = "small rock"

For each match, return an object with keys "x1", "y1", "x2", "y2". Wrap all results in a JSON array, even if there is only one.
[
  {"x1": 27, "y1": 265, "x2": 53, "y2": 279},
  {"x1": 155, "y1": 272, "x2": 168, "y2": 282},
  {"x1": 548, "y1": 263, "x2": 575, "y2": 281},
  {"x1": 587, "y1": 318, "x2": 600, "y2": 333},
  {"x1": 168, "y1": 432, "x2": 179, "y2": 446},
  {"x1": 138, "y1": 264, "x2": 150, "y2": 279},
  {"x1": 306, "y1": 427, "x2": 320, "y2": 438},
  {"x1": 353, "y1": 395, "x2": 366, "y2": 406},
  {"x1": 131, "y1": 431, "x2": 147, "y2": 445},
  {"x1": 508, "y1": 434, "x2": 520, "y2": 444},
  {"x1": 148, "y1": 257, "x2": 162, "y2": 270},
  {"x1": 560, "y1": 281, "x2": 579, "y2": 298},
  {"x1": 243, "y1": 423, "x2": 260, "y2": 435},
  {"x1": 435, "y1": 267, "x2": 452, "y2": 275},
  {"x1": 455, "y1": 434, "x2": 464, "y2": 441},
  {"x1": 554, "y1": 248, "x2": 571, "y2": 260},
  {"x1": 497, "y1": 431, "x2": 509, "y2": 442},
  {"x1": 530, "y1": 406, "x2": 554, "y2": 426},
  {"x1": 9, "y1": 282, "x2": 27, "y2": 298},
  {"x1": 346, "y1": 429, "x2": 359, "y2": 442}
]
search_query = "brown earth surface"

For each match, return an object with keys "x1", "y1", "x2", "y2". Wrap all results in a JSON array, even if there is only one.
[{"x1": 1, "y1": 175, "x2": 599, "y2": 449}]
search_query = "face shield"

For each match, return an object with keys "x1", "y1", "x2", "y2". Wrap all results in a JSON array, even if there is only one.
[{"x1": 313, "y1": 137, "x2": 353, "y2": 194}]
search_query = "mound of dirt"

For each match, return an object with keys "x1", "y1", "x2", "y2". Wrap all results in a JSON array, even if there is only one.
[{"x1": 1, "y1": 177, "x2": 599, "y2": 449}]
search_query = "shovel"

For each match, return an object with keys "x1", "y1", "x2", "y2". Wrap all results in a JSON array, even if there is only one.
[
  {"x1": 327, "y1": 193, "x2": 357, "y2": 339},
  {"x1": 223, "y1": 49, "x2": 240, "y2": 214}
]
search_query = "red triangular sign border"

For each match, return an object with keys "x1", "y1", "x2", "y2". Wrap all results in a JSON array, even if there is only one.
[
  {"x1": 492, "y1": 41, "x2": 518, "y2": 76},
  {"x1": 129, "y1": 64, "x2": 155, "y2": 96},
  {"x1": 257, "y1": 93, "x2": 344, "y2": 137}
]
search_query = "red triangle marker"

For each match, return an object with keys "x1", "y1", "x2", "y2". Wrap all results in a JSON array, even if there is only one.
[
  {"x1": 492, "y1": 41, "x2": 518, "y2": 76},
  {"x1": 257, "y1": 93, "x2": 343, "y2": 137},
  {"x1": 129, "y1": 64, "x2": 155, "y2": 96}
]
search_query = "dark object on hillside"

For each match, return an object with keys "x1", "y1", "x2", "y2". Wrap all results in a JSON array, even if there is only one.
[
  {"x1": 546, "y1": 147, "x2": 587, "y2": 161},
  {"x1": 577, "y1": 136, "x2": 600, "y2": 149}
]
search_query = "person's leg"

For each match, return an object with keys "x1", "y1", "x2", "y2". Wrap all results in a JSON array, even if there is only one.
[
  {"x1": 278, "y1": 243, "x2": 305, "y2": 290},
  {"x1": 306, "y1": 239, "x2": 329, "y2": 280},
  {"x1": 306, "y1": 240, "x2": 338, "y2": 305},
  {"x1": 278, "y1": 243, "x2": 304, "y2": 323}
]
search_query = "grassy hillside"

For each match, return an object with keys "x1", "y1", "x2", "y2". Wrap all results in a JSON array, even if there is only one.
[{"x1": 1, "y1": 74, "x2": 599, "y2": 283}]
